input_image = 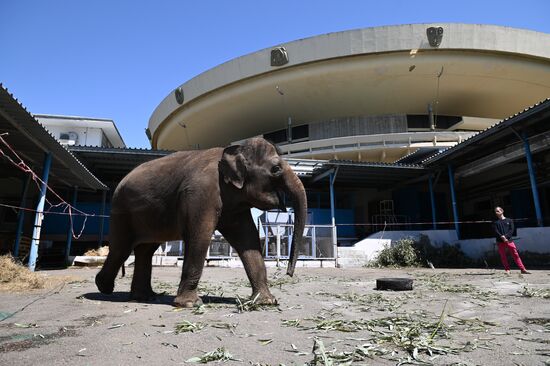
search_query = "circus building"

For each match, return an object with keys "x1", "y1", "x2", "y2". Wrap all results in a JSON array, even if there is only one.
[{"x1": 148, "y1": 23, "x2": 550, "y2": 163}]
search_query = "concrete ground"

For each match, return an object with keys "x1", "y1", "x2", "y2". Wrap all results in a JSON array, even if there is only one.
[{"x1": 0, "y1": 265, "x2": 549, "y2": 365}]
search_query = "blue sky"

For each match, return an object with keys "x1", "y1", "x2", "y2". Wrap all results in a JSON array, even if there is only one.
[{"x1": 2, "y1": 0, "x2": 549, "y2": 148}]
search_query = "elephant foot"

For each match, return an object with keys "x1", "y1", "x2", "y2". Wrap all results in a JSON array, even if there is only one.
[
  {"x1": 173, "y1": 293, "x2": 203, "y2": 308},
  {"x1": 252, "y1": 291, "x2": 278, "y2": 306},
  {"x1": 95, "y1": 271, "x2": 114, "y2": 294}
]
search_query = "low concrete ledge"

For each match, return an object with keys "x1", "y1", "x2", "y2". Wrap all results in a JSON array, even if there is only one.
[
  {"x1": 72, "y1": 256, "x2": 106, "y2": 266},
  {"x1": 71, "y1": 255, "x2": 337, "y2": 269}
]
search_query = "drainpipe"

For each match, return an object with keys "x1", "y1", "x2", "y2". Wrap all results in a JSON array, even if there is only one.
[
  {"x1": 447, "y1": 164, "x2": 460, "y2": 239},
  {"x1": 28, "y1": 152, "x2": 52, "y2": 271},
  {"x1": 287, "y1": 117, "x2": 292, "y2": 142},
  {"x1": 428, "y1": 103, "x2": 435, "y2": 131},
  {"x1": 13, "y1": 174, "x2": 31, "y2": 257},
  {"x1": 521, "y1": 132, "x2": 543, "y2": 226}
]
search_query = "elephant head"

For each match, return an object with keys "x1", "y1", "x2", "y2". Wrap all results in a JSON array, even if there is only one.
[{"x1": 219, "y1": 138, "x2": 307, "y2": 276}]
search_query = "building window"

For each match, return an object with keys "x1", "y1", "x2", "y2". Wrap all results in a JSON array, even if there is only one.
[
  {"x1": 292, "y1": 124, "x2": 309, "y2": 140},
  {"x1": 264, "y1": 129, "x2": 287, "y2": 144},
  {"x1": 407, "y1": 115, "x2": 430, "y2": 129},
  {"x1": 264, "y1": 124, "x2": 309, "y2": 144}
]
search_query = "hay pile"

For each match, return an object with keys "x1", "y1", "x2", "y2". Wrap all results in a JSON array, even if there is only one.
[
  {"x1": 83, "y1": 246, "x2": 109, "y2": 256},
  {"x1": 0, "y1": 255, "x2": 46, "y2": 291}
]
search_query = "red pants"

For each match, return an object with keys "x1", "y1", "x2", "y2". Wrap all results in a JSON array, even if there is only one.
[{"x1": 497, "y1": 241, "x2": 526, "y2": 271}]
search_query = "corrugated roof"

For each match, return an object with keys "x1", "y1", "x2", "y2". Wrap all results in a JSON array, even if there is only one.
[
  {"x1": 423, "y1": 98, "x2": 550, "y2": 165},
  {"x1": 309, "y1": 159, "x2": 428, "y2": 188},
  {"x1": 284, "y1": 158, "x2": 327, "y2": 177},
  {"x1": 0, "y1": 84, "x2": 106, "y2": 190},
  {"x1": 68, "y1": 146, "x2": 174, "y2": 185},
  {"x1": 394, "y1": 147, "x2": 442, "y2": 165},
  {"x1": 326, "y1": 159, "x2": 425, "y2": 169},
  {"x1": 68, "y1": 145, "x2": 173, "y2": 155}
]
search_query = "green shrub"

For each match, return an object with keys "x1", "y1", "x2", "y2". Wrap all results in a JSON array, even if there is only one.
[{"x1": 374, "y1": 237, "x2": 420, "y2": 267}]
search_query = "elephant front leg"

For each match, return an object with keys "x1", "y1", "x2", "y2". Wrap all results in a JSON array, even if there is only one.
[
  {"x1": 238, "y1": 248, "x2": 277, "y2": 305},
  {"x1": 218, "y1": 211, "x2": 277, "y2": 305},
  {"x1": 174, "y1": 235, "x2": 211, "y2": 308}
]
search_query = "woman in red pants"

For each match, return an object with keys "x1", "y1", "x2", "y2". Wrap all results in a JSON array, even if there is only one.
[{"x1": 493, "y1": 206, "x2": 530, "y2": 274}]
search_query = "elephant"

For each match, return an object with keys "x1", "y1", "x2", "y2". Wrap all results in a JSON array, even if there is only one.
[{"x1": 95, "y1": 137, "x2": 307, "y2": 307}]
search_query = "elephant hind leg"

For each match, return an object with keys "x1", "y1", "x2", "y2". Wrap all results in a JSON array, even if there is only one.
[
  {"x1": 95, "y1": 227, "x2": 133, "y2": 294},
  {"x1": 130, "y1": 242, "x2": 161, "y2": 301}
]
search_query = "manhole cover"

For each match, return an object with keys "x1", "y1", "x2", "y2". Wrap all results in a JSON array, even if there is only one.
[{"x1": 376, "y1": 277, "x2": 413, "y2": 291}]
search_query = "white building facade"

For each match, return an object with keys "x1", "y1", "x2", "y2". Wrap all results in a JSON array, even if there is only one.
[{"x1": 36, "y1": 115, "x2": 125, "y2": 148}]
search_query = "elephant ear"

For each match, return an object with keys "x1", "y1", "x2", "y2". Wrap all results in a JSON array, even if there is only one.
[{"x1": 219, "y1": 145, "x2": 247, "y2": 189}]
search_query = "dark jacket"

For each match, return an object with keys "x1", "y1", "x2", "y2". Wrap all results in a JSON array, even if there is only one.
[{"x1": 493, "y1": 218, "x2": 515, "y2": 243}]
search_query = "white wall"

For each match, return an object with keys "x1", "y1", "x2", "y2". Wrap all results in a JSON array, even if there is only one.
[
  {"x1": 349, "y1": 238, "x2": 391, "y2": 261},
  {"x1": 36, "y1": 115, "x2": 125, "y2": 148},
  {"x1": 43, "y1": 126, "x2": 104, "y2": 147},
  {"x1": 366, "y1": 230, "x2": 458, "y2": 246},
  {"x1": 359, "y1": 227, "x2": 550, "y2": 260}
]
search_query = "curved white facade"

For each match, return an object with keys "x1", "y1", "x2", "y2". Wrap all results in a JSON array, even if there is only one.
[{"x1": 149, "y1": 23, "x2": 550, "y2": 162}]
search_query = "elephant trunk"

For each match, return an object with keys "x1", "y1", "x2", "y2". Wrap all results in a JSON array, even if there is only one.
[{"x1": 282, "y1": 163, "x2": 307, "y2": 277}]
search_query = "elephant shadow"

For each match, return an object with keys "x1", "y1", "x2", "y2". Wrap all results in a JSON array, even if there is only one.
[
  {"x1": 201, "y1": 295, "x2": 238, "y2": 305},
  {"x1": 81, "y1": 292, "x2": 238, "y2": 306}
]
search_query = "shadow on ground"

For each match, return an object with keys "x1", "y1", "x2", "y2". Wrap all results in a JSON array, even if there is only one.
[{"x1": 81, "y1": 292, "x2": 237, "y2": 306}]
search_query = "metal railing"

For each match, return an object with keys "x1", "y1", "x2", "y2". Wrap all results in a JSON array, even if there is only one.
[
  {"x1": 262, "y1": 224, "x2": 335, "y2": 260},
  {"x1": 277, "y1": 131, "x2": 476, "y2": 156},
  {"x1": 158, "y1": 224, "x2": 336, "y2": 261}
]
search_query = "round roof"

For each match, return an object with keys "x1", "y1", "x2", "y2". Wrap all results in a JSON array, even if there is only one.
[{"x1": 149, "y1": 23, "x2": 550, "y2": 150}]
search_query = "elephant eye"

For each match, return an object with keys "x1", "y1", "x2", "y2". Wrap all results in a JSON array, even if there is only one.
[{"x1": 271, "y1": 165, "x2": 282, "y2": 175}]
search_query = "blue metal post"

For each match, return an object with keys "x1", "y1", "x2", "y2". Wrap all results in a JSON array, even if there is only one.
[
  {"x1": 65, "y1": 186, "x2": 78, "y2": 265},
  {"x1": 329, "y1": 172, "x2": 337, "y2": 262},
  {"x1": 521, "y1": 132, "x2": 543, "y2": 226},
  {"x1": 28, "y1": 153, "x2": 52, "y2": 271},
  {"x1": 428, "y1": 174, "x2": 437, "y2": 230},
  {"x1": 447, "y1": 165, "x2": 460, "y2": 239},
  {"x1": 13, "y1": 174, "x2": 31, "y2": 257},
  {"x1": 98, "y1": 190, "x2": 107, "y2": 247}
]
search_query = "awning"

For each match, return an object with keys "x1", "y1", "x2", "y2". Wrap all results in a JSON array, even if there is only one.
[
  {"x1": 310, "y1": 160, "x2": 428, "y2": 188},
  {"x1": 69, "y1": 146, "x2": 173, "y2": 184},
  {"x1": 424, "y1": 98, "x2": 550, "y2": 168}
]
